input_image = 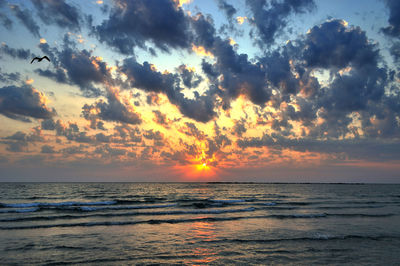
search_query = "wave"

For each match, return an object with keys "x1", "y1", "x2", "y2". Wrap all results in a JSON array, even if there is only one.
[
  {"x1": 202, "y1": 234, "x2": 400, "y2": 244},
  {"x1": 1, "y1": 211, "x2": 395, "y2": 230},
  {"x1": 176, "y1": 198, "x2": 250, "y2": 209},
  {"x1": 0, "y1": 200, "x2": 117, "y2": 208},
  {"x1": 0, "y1": 218, "x2": 235, "y2": 230},
  {"x1": 0, "y1": 207, "x2": 256, "y2": 223},
  {"x1": 211, "y1": 199, "x2": 246, "y2": 203},
  {"x1": 316, "y1": 205, "x2": 385, "y2": 209},
  {"x1": 0, "y1": 207, "x2": 39, "y2": 213},
  {"x1": 77, "y1": 204, "x2": 177, "y2": 212}
]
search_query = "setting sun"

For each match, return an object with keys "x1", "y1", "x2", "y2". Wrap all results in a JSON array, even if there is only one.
[{"x1": 196, "y1": 162, "x2": 210, "y2": 171}]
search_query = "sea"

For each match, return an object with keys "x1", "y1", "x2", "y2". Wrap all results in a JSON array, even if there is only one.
[{"x1": 0, "y1": 183, "x2": 399, "y2": 265}]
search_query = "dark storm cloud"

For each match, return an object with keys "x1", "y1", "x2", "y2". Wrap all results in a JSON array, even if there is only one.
[
  {"x1": 232, "y1": 118, "x2": 247, "y2": 137},
  {"x1": 296, "y1": 20, "x2": 389, "y2": 137},
  {"x1": 57, "y1": 48, "x2": 109, "y2": 97},
  {"x1": 0, "y1": 85, "x2": 55, "y2": 122},
  {"x1": 0, "y1": 43, "x2": 32, "y2": 60},
  {"x1": 191, "y1": 14, "x2": 270, "y2": 108},
  {"x1": 36, "y1": 39, "x2": 114, "y2": 97},
  {"x1": 121, "y1": 58, "x2": 216, "y2": 122},
  {"x1": 246, "y1": 0, "x2": 315, "y2": 46},
  {"x1": 94, "y1": 0, "x2": 191, "y2": 55},
  {"x1": 0, "y1": 67, "x2": 20, "y2": 83},
  {"x1": 1, "y1": 130, "x2": 43, "y2": 152},
  {"x1": 82, "y1": 88, "x2": 142, "y2": 125},
  {"x1": 41, "y1": 145, "x2": 55, "y2": 154},
  {"x1": 389, "y1": 42, "x2": 400, "y2": 63},
  {"x1": 381, "y1": 0, "x2": 400, "y2": 37},
  {"x1": 95, "y1": 144, "x2": 127, "y2": 157},
  {"x1": 217, "y1": 0, "x2": 237, "y2": 20},
  {"x1": 201, "y1": 59, "x2": 218, "y2": 80},
  {"x1": 301, "y1": 20, "x2": 379, "y2": 69},
  {"x1": 43, "y1": 119, "x2": 96, "y2": 144},
  {"x1": 38, "y1": 42, "x2": 58, "y2": 65},
  {"x1": 143, "y1": 129, "x2": 163, "y2": 141},
  {"x1": 177, "y1": 64, "x2": 203, "y2": 88},
  {"x1": 237, "y1": 133, "x2": 400, "y2": 161},
  {"x1": 181, "y1": 122, "x2": 206, "y2": 140},
  {"x1": 10, "y1": 4, "x2": 40, "y2": 37},
  {"x1": 0, "y1": 12, "x2": 13, "y2": 30},
  {"x1": 41, "y1": 118, "x2": 56, "y2": 130},
  {"x1": 152, "y1": 110, "x2": 170, "y2": 127},
  {"x1": 261, "y1": 49, "x2": 300, "y2": 95},
  {"x1": 31, "y1": 0, "x2": 81, "y2": 31},
  {"x1": 34, "y1": 69, "x2": 68, "y2": 84}
]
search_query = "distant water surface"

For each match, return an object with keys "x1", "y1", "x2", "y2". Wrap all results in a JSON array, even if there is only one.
[{"x1": 0, "y1": 183, "x2": 400, "y2": 265}]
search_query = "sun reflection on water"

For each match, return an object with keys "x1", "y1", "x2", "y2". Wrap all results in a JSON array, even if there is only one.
[{"x1": 186, "y1": 219, "x2": 218, "y2": 265}]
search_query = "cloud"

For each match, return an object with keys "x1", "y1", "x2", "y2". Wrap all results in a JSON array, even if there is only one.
[
  {"x1": 36, "y1": 40, "x2": 114, "y2": 97},
  {"x1": 1, "y1": 130, "x2": 43, "y2": 152},
  {"x1": 381, "y1": 0, "x2": 400, "y2": 37},
  {"x1": 9, "y1": 4, "x2": 41, "y2": 37},
  {"x1": 82, "y1": 86, "x2": 142, "y2": 125},
  {"x1": 0, "y1": 11, "x2": 12, "y2": 30},
  {"x1": 237, "y1": 133, "x2": 400, "y2": 162},
  {"x1": 34, "y1": 69, "x2": 68, "y2": 84},
  {"x1": 301, "y1": 20, "x2": 378, "y2": 69},
  {"x1": 31, "y1": 0, "x2": 81, "y2": 31},
  {"x1": 0, "y1": 85, "x2": 55, "y2": 122},
  {"x1": 41, "y1": 145, "x2": 55, "y2": 154},
  {"x1": 0, "y1": 68, "x2": 20, "y2": 83},
  {"x1": 217, "y1": 0, "x2": 237, "y2": 20},
  {"x1": 58, "y1": 47, "x2": 111, "y2": 97},
  {"x1": 177, "y1": 64, "x2": 203, "y2": 88},
  {"x1": 390, "y1": 42, "x2": 400, "y2": 63},
  {"x1": 191, "y1": 14, "x2": 270, "y2": 108},
  {"x1": 94, "y1": 0, "x2": 191, "y2": 54},
  {"x1": 0, "y1": 43, "x2": 32, "y2": 60},
  {"x1": 121, "y1": 58, "x2": 216, "y2": 122},
  {"x1": 296, "y1": 20, "x2": 389, "y2": 137},
  {"x1": 246, "y1": 0, "x2": 315, "y2": 46},
  {"x1": 152, "y1": 110, "x2": 170, "y2": 128}
]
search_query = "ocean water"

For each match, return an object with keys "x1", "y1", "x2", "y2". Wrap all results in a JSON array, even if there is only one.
[{"x1": 0, "y1": 183, "x2": 400, "y2": 265}]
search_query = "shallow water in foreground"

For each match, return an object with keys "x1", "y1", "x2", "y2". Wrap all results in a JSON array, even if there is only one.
[{"x1": 0, "y1": 183, "x2": 400, "y2": 265}]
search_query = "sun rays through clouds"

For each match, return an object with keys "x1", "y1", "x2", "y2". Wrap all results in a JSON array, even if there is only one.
[{"x1": 0, "y1": 0, "x2": 400, "y2": 181}]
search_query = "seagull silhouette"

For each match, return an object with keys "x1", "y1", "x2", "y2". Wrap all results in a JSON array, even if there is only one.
[{"x1": 31, "y1": 56, "x2": 50, "y2": 64}]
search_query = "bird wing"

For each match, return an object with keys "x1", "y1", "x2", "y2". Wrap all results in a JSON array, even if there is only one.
[
  {"x1": 43, "y1": 56, "x2": 50, "y2": 62},
  {"x1": 31, "y1": 57, "x2": 39, "y2": 64}
]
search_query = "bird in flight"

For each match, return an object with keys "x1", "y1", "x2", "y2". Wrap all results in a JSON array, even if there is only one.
[{"x1": 31, "y1": 56, "x2": 50, "y2": 64}]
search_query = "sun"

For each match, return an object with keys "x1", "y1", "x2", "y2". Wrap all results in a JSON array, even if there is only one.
[
  {"x1": 196, "y1": 162, "x2": 210, "y2": 171},
  {"x1": 172, "y1": 149, "x2": 219, "y2": 180}
]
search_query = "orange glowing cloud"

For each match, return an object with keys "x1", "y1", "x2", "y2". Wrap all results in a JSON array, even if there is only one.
[
  {"x1": 236, "y1": 16, "x2": 247, "y2": 25},
  {"x1": 174, "y1": 0, "x2": 192, "y2": 7},
  {"x1": 192, "y1": 44, "x2": 214, "y2": 58}
]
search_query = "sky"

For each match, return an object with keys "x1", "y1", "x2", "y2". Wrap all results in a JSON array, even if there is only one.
[{"x1": 0, "y1": 0, "x2": 399, "y2": 182}]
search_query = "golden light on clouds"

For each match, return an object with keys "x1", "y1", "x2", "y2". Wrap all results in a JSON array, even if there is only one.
[
  {"x1": 340, "y1": 19, "x2": 349, "y2": 27},
  {"x1": 192, "y1": 44, "x2": 214, "y2": 58},
  {"x1": 40, "y1": 38, "x2": 47, "y2": 44},
  {"x1": 174, "y1": 0, "x2": 192, "y2": 7},
  {"x1": 25, "y1": 79, "x2": 34, "y2": 85},
  {"x1": 236, "y1": 16, "x2": 247, "y2": 25}
]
